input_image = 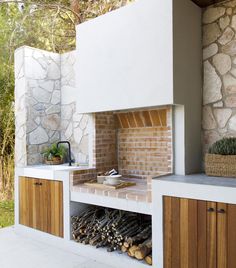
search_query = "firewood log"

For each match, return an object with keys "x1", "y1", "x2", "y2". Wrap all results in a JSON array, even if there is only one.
[
  {"x1": 121, "y1": 245, "x2": 128, "y2": 253},
  {"x1": 134, "y1": 239, "x2": 152, "y2": 260},
  {"x1": 145, "y1": 255, "x2": 152, "y2": 265},
  {"x1": 126, "y1": 225, "x2": 151, "y2": 246},
  {"x1": 123, "y1": 241, "x2": 129, "y2": 248},
  {"x1": 128, "y1": 245, "x2": 139, "y2": 257},
  {"x1": 89, "y1": 234, "x2": 101, "y2": 246}
]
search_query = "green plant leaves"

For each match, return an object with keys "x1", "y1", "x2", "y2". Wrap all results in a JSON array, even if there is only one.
[
  {"x1": 43, "y1": 143, "x2": 66, "y2": 160},
  {"x1": 209, "y1": 137, "x2": 236, "y2": 155}
]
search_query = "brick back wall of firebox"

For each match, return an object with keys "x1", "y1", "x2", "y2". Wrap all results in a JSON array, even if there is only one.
[
  {"x1": 94, "y1": 107, "x2": 173, "y2": 178},
  {"x1": 116, "y1": 108, "x2": 172, "y2": 178}
]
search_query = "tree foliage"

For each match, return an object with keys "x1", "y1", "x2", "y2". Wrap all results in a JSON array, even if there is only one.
[{"x1": 0, "y1": 0, "x2": 133, "y2": 199}]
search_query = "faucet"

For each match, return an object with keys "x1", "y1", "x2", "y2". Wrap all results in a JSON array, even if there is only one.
[{"x1": 57, "y1": 141, "x2": 73, "y2": 166}]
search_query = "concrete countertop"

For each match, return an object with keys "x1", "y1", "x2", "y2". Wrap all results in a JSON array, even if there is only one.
[
  {"x1": 153, "y1": 173, "x2": 236, "y2": 188},
  {"x1": 15, "y1": 164, "x2": 91, "y2": 181}
]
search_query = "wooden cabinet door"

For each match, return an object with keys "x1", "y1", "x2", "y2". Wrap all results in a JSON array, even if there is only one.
[
  {"x1": 164, "y1": 197, "x2": 236, "y2": 268},
  {"x1": 217, "y1": 203, "x2": 236, "y2": 268},
  {"x1": 41, "y1": 179, "x2": 64, "y2": 237},
  {"x1": 19, "y1": 177, "x2": 63, "y2": 238},
  {"x1": 19, "y1": 177, "x2": 39, "y2": 229},
  {"x1": 164, "y1": 197, "x2": 214, "y2": 268}
]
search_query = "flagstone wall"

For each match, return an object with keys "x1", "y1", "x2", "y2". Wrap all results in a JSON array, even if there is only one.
[
  {"x1": 15, "y1": 46, "x2": 90, "y2": 166},
  {"x1": 203, "y1": 1, "x2": 236, "y2": 155}
]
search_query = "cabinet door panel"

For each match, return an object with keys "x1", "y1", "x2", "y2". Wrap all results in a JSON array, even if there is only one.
[
  {"x1": 48, "y1": 180, "x2": 63, "y2": 237},
  {"x1": 217, "y1": 203, "x2": 227, "y2": 268},
  {"x1": 226, "y1": 204, "x2": 236, "y2": 268},
  {"x1": 164, "y1": 197, "x2": 207, "y2": 268},
  {"x1": 207, "y1": 202, "x2": 217, "y2": 268},
  {"x1": 19, "y1": 177, "x2": 38, "y2": 229},
  {"x1": 197, "y1": 201, "x2": 207, "y2": 268},
  {"x1": 179, "y1": 198, "x2": 198, "y2": 268},
  {"x1": 19, "y1": 177, "x2": 63, "y2": 238},
  {"x1": 164, "y1": 196, "x2": 180, "y2": 268}
]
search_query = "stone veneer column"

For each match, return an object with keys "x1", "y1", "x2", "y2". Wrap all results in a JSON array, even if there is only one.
[
  {"x1": 15, "y1": 48, "x2": 27, "y2": 167},
  {"x1": 15, "y1": 46, "x2": 61, "y2": 166},
  {"x1": 15, "y1": 47, "x2": 91, "y2": 167},
  {"x1": 60, "y1": 51, "x2": 91, "y2": 164},
  {"x1": 203, "y1": 1, "x2": 236, "y2": 156}
]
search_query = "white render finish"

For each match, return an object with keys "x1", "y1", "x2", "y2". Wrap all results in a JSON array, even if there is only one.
[
  {"x1": 75, "y1": 0, "x2": 201, "y2": 111},
  {"x1": 76, "y1": 0, "x2": 173, "y2": 113},
  {"x1": 75, "y1": 0, "x2": 202, "y2": 175},
  {"x1": 173, "y1": 0, "x2": 202, "y2": 174},
  {"x1": 153, "y1": 174, "x2": 236, "y2": 268}
]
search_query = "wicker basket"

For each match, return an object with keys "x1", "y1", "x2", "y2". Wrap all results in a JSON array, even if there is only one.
[
  {"x1": 44, "y1": 157, "x2": 63, "y2": 165},
  {"x1": 205, "y1": 153, "x2": 236, "y2": 178}
]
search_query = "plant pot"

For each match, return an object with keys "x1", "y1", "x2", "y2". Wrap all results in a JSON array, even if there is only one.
[
  {"x1": 44, "y1": 157, "x2": 64, "y2": 165},
  {"x1": 205, "y1": 153, "x2": 236, "y2": 178}
]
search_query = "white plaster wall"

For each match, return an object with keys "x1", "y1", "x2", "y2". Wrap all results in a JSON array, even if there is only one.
[
  {"x1": 75, "y1": 0, "x2": 202, "y2": 174},
  {"x1": 173, "y1": 0, "x2": 202, "y2": 174},
  {"x1": 75, "y1": 0, "x2": 173, "y2": 113}
]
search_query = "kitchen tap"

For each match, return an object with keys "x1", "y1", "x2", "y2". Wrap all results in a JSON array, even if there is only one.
[{"x1": 56, "y1": 141, "x2": 73, "y2": 166}]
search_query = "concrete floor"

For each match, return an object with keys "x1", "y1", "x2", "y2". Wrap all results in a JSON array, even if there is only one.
[{"x1": 0, "y1": 227, "x2": 114, "y2": 268}]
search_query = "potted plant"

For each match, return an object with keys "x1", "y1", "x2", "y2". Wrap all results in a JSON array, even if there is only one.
[
  {"x1": 205, "y1": 137, "x2": 236, "y2": 178},
  {"x1": 43, "y1": 143, "x2": 66, "y2": 165}
]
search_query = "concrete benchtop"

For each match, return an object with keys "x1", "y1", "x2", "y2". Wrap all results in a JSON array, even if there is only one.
[
  {"x1": 153, "y1": 173, "x2": 236, "y2": 188},
  {"x1": 15, "y1": 165, "x2": 91, "y2": 180}
]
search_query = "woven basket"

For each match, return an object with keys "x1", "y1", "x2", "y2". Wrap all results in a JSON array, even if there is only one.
[
  {"x1": 44, "y1": 157, "x2": 63, "y2": 165},
  {"x1": 205, "y1": 153, "x2": 236, "y2": 178}
]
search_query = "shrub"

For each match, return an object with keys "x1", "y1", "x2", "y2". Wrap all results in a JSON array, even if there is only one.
[{"x1": 209, "y1": 137, "x2": 236, "y2": 155}]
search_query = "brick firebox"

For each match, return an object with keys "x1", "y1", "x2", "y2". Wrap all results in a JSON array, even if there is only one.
[{"x1": 93, "y1": 107, "x2": 173, "y2": 179}]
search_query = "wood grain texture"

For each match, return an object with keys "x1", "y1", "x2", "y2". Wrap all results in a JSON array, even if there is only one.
[
  {"x1": 163, "y1": 198, "x2": 236, "y2": 268},
  {"x1": 171, "y1": 198, "x2": 180, "y2": 268},
  {"x1": 164, "y1": 197, "x2": 203, "y2": 268},
  {"x1": 180, "y1": 198, "x2": 189, "y2": 268},
  {"x1": 116, "y1": 109, "x2": 168, "y2": 128},
  {"x1": 227, "y1": 204, "x2": 236, "y2": 268},
  {"x1": 188, "y1": 200, "x2": 198, "y2": 268},
  {"x1": 197, "y1": 201, "x2": 207, "y2": 268},
  {"x1": 207, "y1": 202, "x2": 217, "y2": 268},
  {"x1": 19, "y1": 177, "x2": 63, "y2": 238},
  {"x1": 163, "y1": 197, "x2": 211, "y2": 268},
  {"x1": 164, "y1": 196, "x2": 172, "y2": 268},
  {"x1": 217, "y1": 203, "x2": 227, "y2": 268}
]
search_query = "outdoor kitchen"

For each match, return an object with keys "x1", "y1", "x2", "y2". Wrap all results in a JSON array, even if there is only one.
[
  {"x1": 13, "y1": 0, "x2": 236, "y2": 267},
  {"x1": 13, "y1": 0, "x2": 202, "y2": 267}
]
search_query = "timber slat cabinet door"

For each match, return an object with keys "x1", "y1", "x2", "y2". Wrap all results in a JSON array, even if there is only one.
[
  {"x1": 163, "y1": 197, "x2": 236, "y2": 268},
  {"x1": 19, "y1": 177, "x2": 63, "y2": 238}
]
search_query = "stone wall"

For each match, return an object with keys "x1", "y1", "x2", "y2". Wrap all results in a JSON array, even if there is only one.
[
  {"x1": 60, "y1": 51, "x2": 90, "y2": 164},
  {"x1": 15, "y1": 46, "x2": 61, "y2": 166},
  {"x1": 15, "y1": 47, "x2": 90, "y2": 167},
  {"x1": 203, "y1": 1, "x2": 236, "y2": 155}
]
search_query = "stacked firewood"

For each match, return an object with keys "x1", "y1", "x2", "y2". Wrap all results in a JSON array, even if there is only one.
[{"x1": 71, "y1": 206, "x2": 152, "y2": 265}]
